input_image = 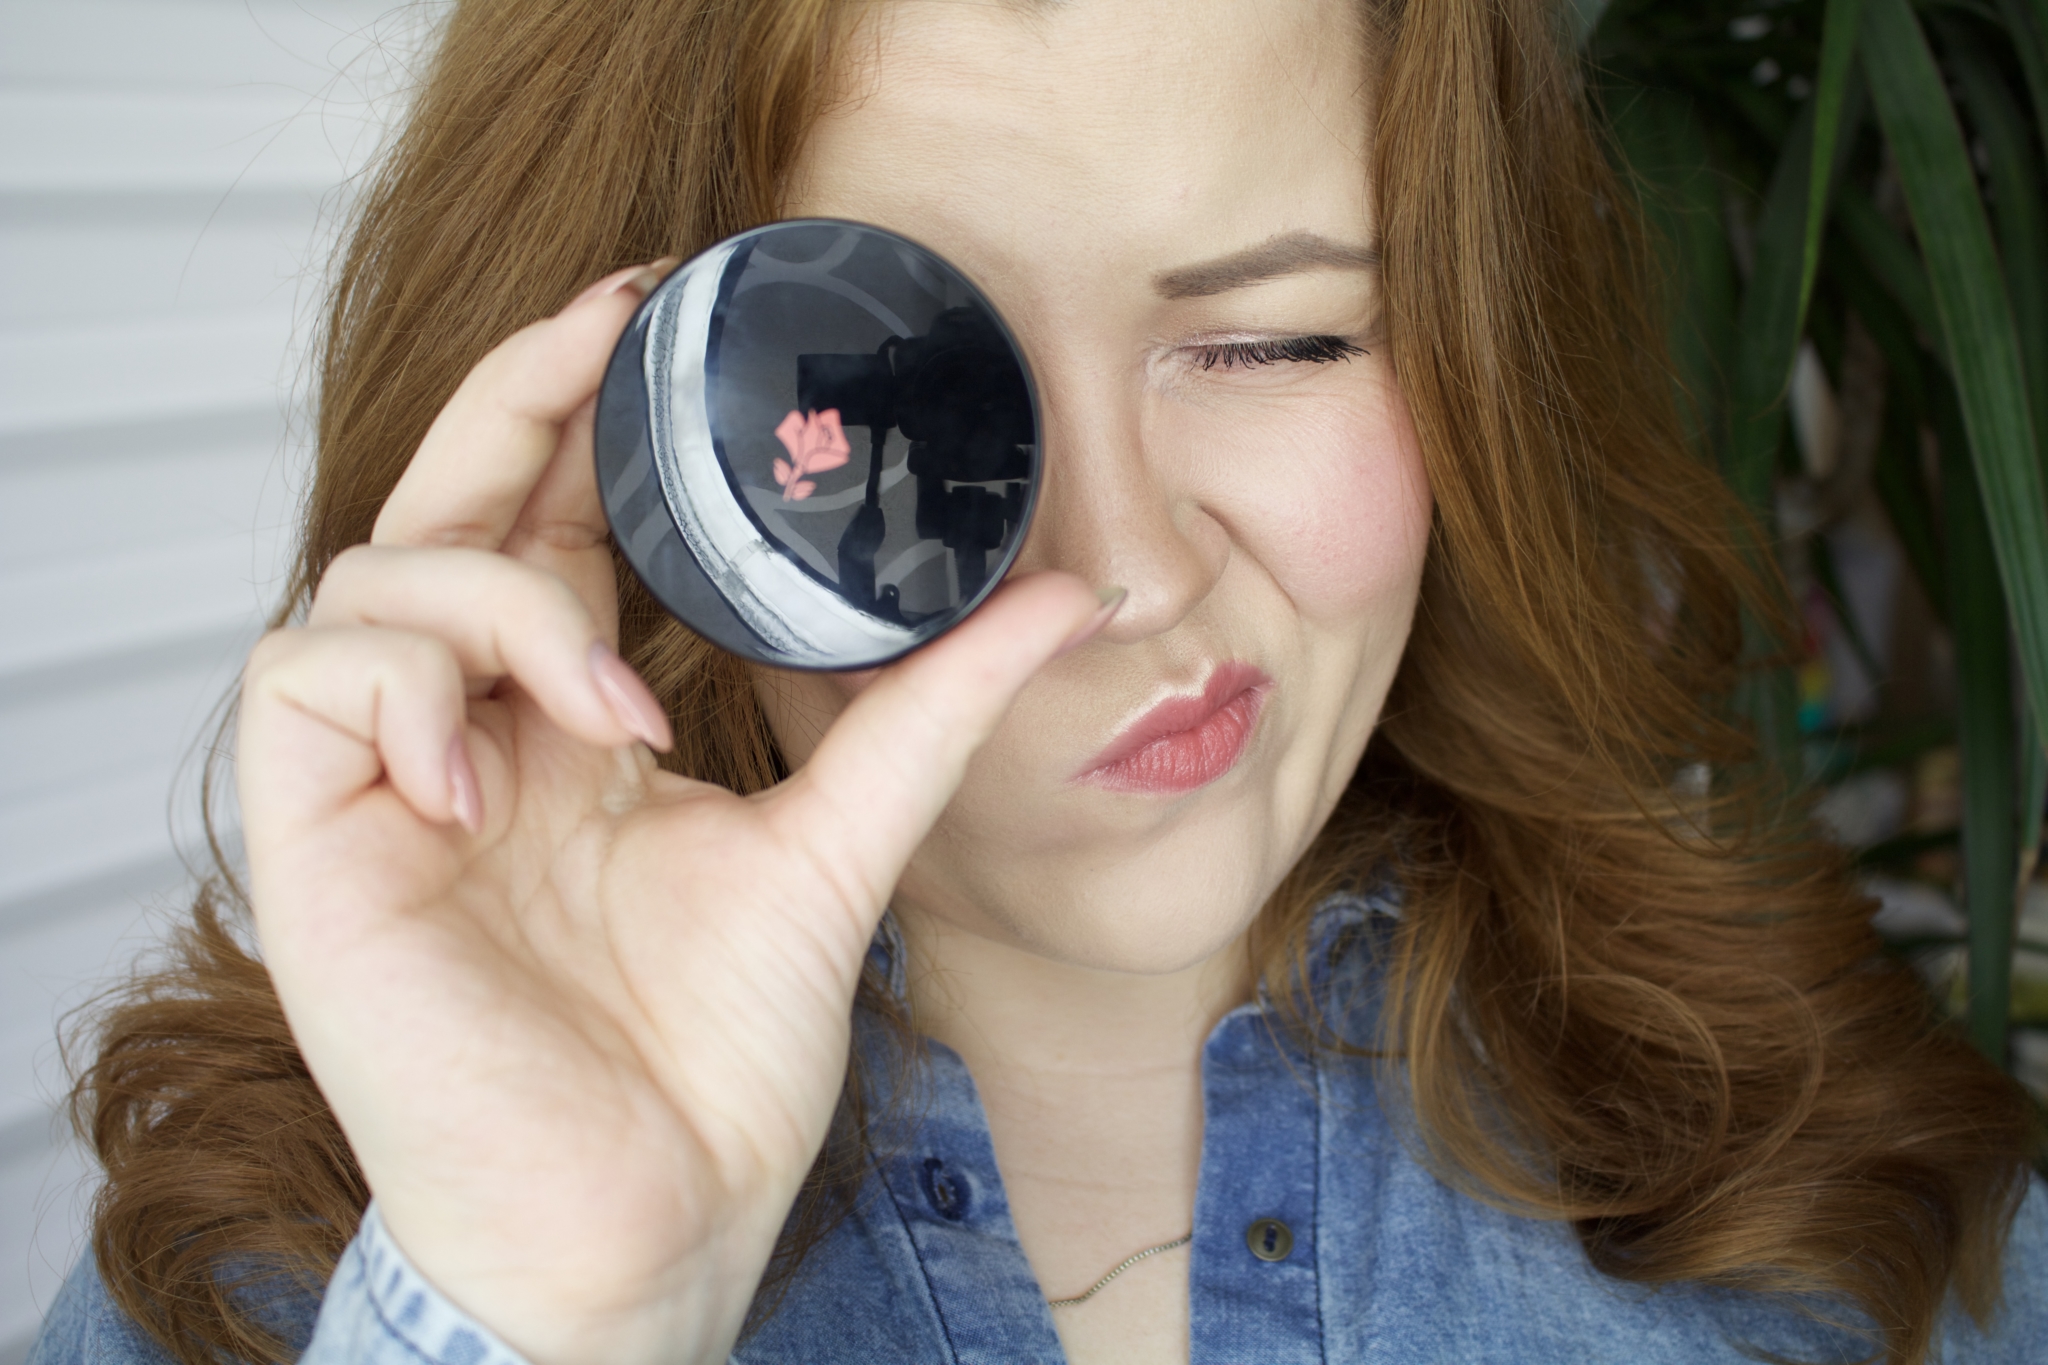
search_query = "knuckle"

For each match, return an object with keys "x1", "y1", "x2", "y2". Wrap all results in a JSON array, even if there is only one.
[
  {"x1": 382, "y1": 628, "x2": 461, "y2": 687},
  {"x1": 537, "y1": 564, "x2": 596, "y2": 624},
  {"x1": 384, "y1": 625, "x2": 441, "y2": 667},
  {"x1": 242, "y1": 627, "x2": 301, "y2": 685},
  {"x1": 330, "y1": 541, "x2": 381, "y2": 571},
  {"x1": 484, "y1": 554, "x2": 591, "y2": 631},
  {"x1": 473, "y1": 323, "x2": 553, "y2": 408},
  {"x1": 405, "y1": 520, "x2": 499, "y2": 549},
  {"x1": 466, "y1": 328, "x2": 530, "y2": 388},
  {"x1": 311, "y1": 542, "x2": 423, "y2": 616},
  {"x1": 356, "y1": 634, "x2": 462, "y2": 723},
  {"x1": 311, "y1": 542, "x2": 374, "y2": 600},
  {"x1": 504, "y1": 517, "x2": 607, "y2": 557}
]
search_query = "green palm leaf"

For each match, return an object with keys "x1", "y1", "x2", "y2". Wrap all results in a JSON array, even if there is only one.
[
  {"x1": 1936, "y1": 375, "x2": 2021, "y2": 1064},
  {"x1": 1942, "y1": 21, "x2": 2048, "y2": 479},
  {"x1": 1865, "y1": 0, "x2": 2048, "y2": 759},
  {"x1": 1727, "y1": 102, "x2": 1817, "y2": 513},
  {"x1": 1994, "y1": 0, "x2": 2048, "y2": 154},
  {"x1": 1799, "y1": 0, "x2": 1867, "y2": 324}
]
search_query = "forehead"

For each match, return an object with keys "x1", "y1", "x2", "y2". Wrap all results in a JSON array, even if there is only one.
[{"x1": 787, "y1": 0, "x2": 1373, "y2": 294}]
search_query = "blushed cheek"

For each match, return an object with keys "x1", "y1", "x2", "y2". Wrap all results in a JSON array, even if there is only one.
[{"x1": 1213, "y1": 385, "x2": 1432, "y2": 620}]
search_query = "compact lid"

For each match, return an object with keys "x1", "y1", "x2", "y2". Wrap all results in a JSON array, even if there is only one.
[{"x1": 594, "y1": 219, "x2": 1041, "y2": 670}]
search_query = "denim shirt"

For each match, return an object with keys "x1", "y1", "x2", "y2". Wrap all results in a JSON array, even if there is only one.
[{"x1": 32, "y1": 893, "x2": 2048, "y2": 1363}]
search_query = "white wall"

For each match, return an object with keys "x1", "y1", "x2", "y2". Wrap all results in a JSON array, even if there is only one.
[{"x1": 0, "y1": 4, "x2": 418, "y2": 1356}]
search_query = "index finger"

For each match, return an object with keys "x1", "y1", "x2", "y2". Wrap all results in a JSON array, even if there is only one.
[{"x1": 372, "y1": 260, "x2": 675, "y2": 550}]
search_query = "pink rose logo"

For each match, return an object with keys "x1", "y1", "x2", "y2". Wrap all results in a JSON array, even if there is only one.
[{"x1": 772, "y1": 408, "x2": 851, "y2": 501}]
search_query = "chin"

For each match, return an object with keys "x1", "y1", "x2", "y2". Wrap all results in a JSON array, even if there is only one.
[
  {"x1": 1016, "y1": 893, "x2": 1260, "y2": 976},
  {"x1": 1055, "y1": 901, "x2": 1260, "y2": 975},
  {"x1": 903, "y1": 811, "x2": 1282, "y2": 976}
]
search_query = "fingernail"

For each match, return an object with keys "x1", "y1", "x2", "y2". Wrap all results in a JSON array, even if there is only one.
[
  {"x1": 567, "y1": 265, "x2": 644, "y2": 307},
  {"x1": 589, "y1": 641, "x2": 673, "y2": 750},
  {"x1": 447, "y1": 732, "x2": 484, "y2": 835},
  {"x1": 568, "y1": 259, "x2": 674, "y2": 308},
  {"x1": 1056, "y1": 586, "x2": 1127, "y2": 658}
]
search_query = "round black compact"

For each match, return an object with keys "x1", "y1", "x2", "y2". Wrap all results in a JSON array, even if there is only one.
[{"x1": 594, "y1": 219, "x2": 1042, "y2": 670}]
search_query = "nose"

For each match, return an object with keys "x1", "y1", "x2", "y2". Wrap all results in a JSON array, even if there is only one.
[{"x1": 1019, "y1": 359, "x2": 1229, "y2": 643}]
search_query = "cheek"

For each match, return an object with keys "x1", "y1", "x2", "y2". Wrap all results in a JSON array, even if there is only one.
[{"x1": 1179, "y1": 380, "x2": 1432, "y2": 618}]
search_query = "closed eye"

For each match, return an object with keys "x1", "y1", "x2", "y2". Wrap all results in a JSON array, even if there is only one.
[{"x1": 1189, "y1": 335, "x2": 1366, "y2": 371}]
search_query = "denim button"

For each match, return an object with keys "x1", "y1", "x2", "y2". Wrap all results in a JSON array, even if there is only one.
[
  {"x1": 920, "y1": 1157, "x2": 971, "y2": 1221},
  {"x1": 1246, "y1": 1218, "x2": 1293, "y2": 1261}
]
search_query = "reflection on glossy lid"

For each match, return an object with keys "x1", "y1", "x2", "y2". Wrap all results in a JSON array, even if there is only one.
[{"x1": 596, "y1": 219, "x2": 1041, "y2": 671}]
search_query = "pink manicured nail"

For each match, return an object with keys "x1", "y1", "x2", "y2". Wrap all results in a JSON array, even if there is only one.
[
  {"x1": 589, "y1": 642, "x2": 673, "y2": 750},
  {"x1": 1055, "y1": 586, "x2": 1127, "y2": 658},
  {"x1": 447, "y1": 732, "x2": 484, "y2": 834},
  {"x1": 568, "y1": 258, "x2": 677, "y2": 308}
]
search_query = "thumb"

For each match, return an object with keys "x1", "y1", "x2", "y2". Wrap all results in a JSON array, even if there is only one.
[{"x1": 763, "y1": 572, "x2": 1118, "y2": 907}]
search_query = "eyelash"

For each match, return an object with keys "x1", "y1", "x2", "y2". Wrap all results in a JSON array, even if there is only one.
[{"x1": 1189, "y1": 335, "x2": 1367, "y2": 371}]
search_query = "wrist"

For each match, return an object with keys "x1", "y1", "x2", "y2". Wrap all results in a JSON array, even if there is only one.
[{"x1": 359, "y1": 1200, "x2": 781, "y2": 1365}]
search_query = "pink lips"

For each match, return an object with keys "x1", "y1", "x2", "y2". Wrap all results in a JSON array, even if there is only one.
[{"x1": 1075, "y1": 662, "x2": 1271, "y2": 795}]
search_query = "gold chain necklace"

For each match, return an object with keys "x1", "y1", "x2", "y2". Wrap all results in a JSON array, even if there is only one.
[{"x1": 1045, "y1": 1232, "x2": 1193, "y2": 1309}]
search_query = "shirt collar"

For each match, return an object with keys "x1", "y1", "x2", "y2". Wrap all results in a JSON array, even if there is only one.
[{"x1": 866, "y1": 909, "x2": 910, "y2": 1003}]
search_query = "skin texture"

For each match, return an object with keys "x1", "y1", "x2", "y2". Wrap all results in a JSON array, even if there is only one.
[
  {"x1": 238, "y1": 3, "x2": 1427, "y2": 1365},
  {"x1": 760, "y1": 2, "x2": 1431, "y2": 1360}
]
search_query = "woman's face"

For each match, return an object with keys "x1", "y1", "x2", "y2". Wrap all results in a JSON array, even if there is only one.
[{"x1": 760, "y1": 0, "x2": 1431, "y2": 974}]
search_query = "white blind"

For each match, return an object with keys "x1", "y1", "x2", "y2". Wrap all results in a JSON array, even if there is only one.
[{"x1": 0, "y1": 4, "x2": 416, "y2": 1355}]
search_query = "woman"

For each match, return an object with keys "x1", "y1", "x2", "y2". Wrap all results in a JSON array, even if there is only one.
[{"x1": 31, "y1": 0, "x2": 2045, "y2": 1362}]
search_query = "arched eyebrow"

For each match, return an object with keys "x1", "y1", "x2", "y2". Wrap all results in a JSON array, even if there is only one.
[{"x1": 1152, "y1": 231, "x2": 1380, "y2": 299}]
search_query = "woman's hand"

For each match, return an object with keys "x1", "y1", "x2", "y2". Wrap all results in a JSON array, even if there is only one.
[{"x1": 238, "y1": 262, "x2": 1106, "y2": 1365}]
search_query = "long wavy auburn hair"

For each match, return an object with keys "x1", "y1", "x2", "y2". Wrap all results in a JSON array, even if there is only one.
[{"x1": 67, "y1": 0, "x2": 2035, "y2": 1361}]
